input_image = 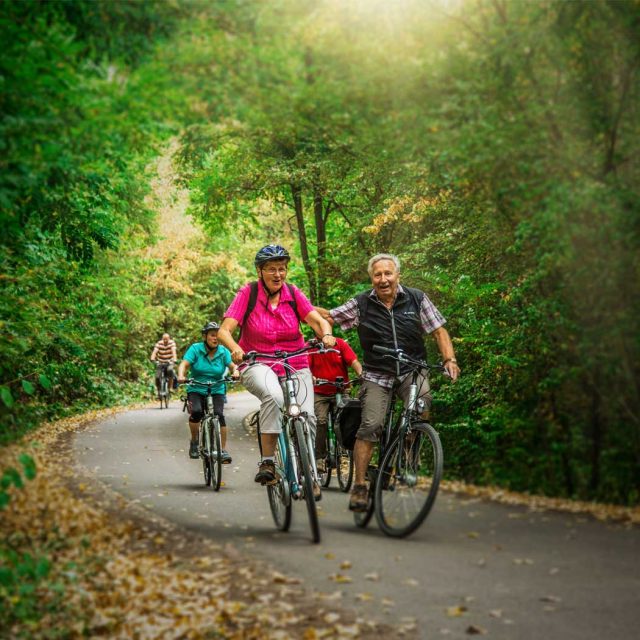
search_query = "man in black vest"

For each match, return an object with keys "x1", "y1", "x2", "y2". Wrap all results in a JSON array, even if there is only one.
[{"x1": 317, "y1": 253, "x2": 460, "y2": 512}]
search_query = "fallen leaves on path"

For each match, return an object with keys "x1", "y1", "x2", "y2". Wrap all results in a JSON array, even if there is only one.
[
  {"x1": 0, "y1": 406, "x2": 396, "y2": 639},
  {"x1": 441, "y1": 480, "x2": 640, "y2": 525}
]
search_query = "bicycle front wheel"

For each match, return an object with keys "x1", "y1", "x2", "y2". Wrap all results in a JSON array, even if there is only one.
[
  {"x1": 374, "y1": 421, "x2": 443, "y2": 538},
  {"x1": 267, "y1": 435, "x2": 292, "y2": 531},
  {"x1": 210, "y1": 418, "x2": 222, "y2": 492},
  {"x1": 294, "y1": 419, "x2": 321, "y2": 544},
  {"x1": 202, "y1": 419, "x2": 212, "y2": 487}
]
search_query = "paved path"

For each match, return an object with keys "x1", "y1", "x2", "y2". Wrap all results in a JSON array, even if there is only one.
[{"x1": 75, "y1": 392, "x2": 640, "y2": 639}]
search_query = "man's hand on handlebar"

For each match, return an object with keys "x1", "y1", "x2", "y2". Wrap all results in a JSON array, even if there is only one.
[{"x1": 443, "y1": 360, "x2": 460, "y2": 382}]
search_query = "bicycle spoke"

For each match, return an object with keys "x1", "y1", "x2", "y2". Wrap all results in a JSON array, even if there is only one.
[
  {"x1": 267, "y1": 436, "x2": 291, "y2": 531},
  {"x1": 295, "y1": 419, "x2": 321, "y2": 543}
]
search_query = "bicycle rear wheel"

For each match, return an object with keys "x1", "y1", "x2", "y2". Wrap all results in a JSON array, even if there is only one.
[
  {"x1": 374, "y1": 421, "x2": 443, "y2": 538},
  {"x1": 321, "y1": 431, "x2": 333, "y2": 488},
  {"x1": 267, "y1": 435, "x2": 292, "y2": 531},
  {"x1": 294, "y1": 419, "x2": 321, "y2": 544},
  {"x1": 210, "y1": 418, "x2": 222, "y2": 492},
  {"x1": 336, "y1": 443, "x2": 354, "y2": 492}
]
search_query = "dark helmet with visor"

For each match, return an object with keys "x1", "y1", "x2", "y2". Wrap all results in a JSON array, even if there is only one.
[
  {"x1": 201, "y1": 321, "x2": 220, "y2": 334},
  {"x1": 254, "y1": 244, "x2": 291, "y2": 267}
]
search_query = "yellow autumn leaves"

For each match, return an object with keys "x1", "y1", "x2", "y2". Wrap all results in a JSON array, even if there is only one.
[{"x1": 363, "y1": 191, "x2": 453, "y2": 236}]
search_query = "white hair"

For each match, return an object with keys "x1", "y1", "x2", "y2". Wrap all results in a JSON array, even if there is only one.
[{"x1": 367, "y1": 253, "x2": 401, "y2": 277}]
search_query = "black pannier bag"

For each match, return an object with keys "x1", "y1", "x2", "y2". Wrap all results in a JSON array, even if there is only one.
[{"x1": 334, "y1": 398, "x2": 361, "y2": 451}]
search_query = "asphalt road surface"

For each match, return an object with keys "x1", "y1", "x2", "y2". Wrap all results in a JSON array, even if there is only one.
[{"x1": 74, "y1": 392, "x2": 640, "y2": 639}]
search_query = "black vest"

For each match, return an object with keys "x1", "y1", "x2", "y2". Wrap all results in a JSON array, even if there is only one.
[{"x1": 356, "y1": 287, "x2": 427, "y2": 376}]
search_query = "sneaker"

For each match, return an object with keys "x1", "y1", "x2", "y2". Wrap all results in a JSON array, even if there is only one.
[
  {"x1": 189, "y1": 440, "x2": 199, "y2": 459},
  {"x1": 349, "y1": 484, "x2": 369, "y2": 512},
  {"x1": 254, "y1": 460, "x2": 277, "y2": 486},
  {"x1": 313, "y1": 481, "x2": 322, "y2": 502},
  {"x1": 316, "y1": 458, "x2": 327, "y2": 474},
  {"x1": 221, "y1": 450, "x2": 232, "y2": 464}
]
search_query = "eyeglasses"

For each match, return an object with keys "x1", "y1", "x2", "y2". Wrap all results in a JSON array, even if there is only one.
[{"x1": 262, "y1": 267, "x2": 288, "y2": 275}]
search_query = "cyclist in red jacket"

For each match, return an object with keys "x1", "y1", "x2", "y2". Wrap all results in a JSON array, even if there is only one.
[{"x1": 309, "y1": 337, "x2": 362, "y2": 473}]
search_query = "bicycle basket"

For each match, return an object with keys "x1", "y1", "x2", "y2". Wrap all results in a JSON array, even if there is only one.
[{"x1": 334, "y1": 398, "x2": 361, "y2": 451}]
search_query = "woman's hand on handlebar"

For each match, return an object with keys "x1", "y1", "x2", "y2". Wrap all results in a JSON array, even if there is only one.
[{"x1": 321, "y1": 334, "x2": 336, "y2": 348}]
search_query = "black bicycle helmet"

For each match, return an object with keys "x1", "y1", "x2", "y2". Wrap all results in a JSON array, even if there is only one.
[
  {"x1": 201, "y1": 321, "x2": 220, "y2": 334},
  {"x1": 254, "y1": 244, "x2": 291, "y2": 267}
]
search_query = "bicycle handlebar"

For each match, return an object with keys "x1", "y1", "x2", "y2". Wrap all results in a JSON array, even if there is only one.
[
  {"x1": 372, "y1": 345, "x2": 447, "y2": 373},
  {"x1": 314, "y1": 377, "x2": 361, "y2": 389},
  {"x1": 183, "y1": 377, "x2": 237, "y2": 387},
  {"x1": 243, "y1": 339, "x2": 338, "y2": 363}
]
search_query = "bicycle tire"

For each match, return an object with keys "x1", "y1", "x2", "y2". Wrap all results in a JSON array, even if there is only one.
[
  {"x1": 321, "y1": 430, "x2": 333, "y2": 488},
  {"x1": 202, "y1": 418, "x2": 212, "y2": 487},
  {"x1": 294, "y1": 418, "x2": 321, "y2": 544},
  {"x1": 374, "y1": 422, "x2": 443, "y2": 538},
  {"x1": 211, "y1": 418, "x2": 222, "y2": 491},
  {"x1": 267, "y1": 435, "x2": 292, "y2": 531},
  {"x1": 336, "y1": 443, "x2": 354, "y2": 493},
  {"x1": 164, "y1": 385, "x2": 170, "y2": 409}
]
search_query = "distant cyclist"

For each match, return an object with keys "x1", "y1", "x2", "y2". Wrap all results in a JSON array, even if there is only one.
[
  {"x1": 217, "y1": 244, "x2": 335, "y2": 488},
  {"x1": 309, "y1": 337, "x2": 362, "y2": 473},
  {"x1": 150, "y1": 333, "x2": 177, "y2": 394},
  {"x1": 177, "y1": 322, "x2": 238, "y2": 461}
]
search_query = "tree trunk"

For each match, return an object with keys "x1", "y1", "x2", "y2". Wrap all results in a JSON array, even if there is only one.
[
  {"x1": 314, "y1": 187, "x2": 327, "y2": 304},
  {"x1": 588, "y1": 387, "x2": 603, "y2": 497},
  {"x1": 290, "y1": 183, "x2": 317, "y2": 302}
]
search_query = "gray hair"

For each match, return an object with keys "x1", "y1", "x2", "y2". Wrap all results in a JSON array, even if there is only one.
[{"x1": 367, "y1": 253, "x2": 401, "y2": 278}]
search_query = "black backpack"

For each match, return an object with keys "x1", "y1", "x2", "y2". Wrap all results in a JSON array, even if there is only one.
[{"x1": 239, "y1": 281, "x2": 301, "y2": 338}]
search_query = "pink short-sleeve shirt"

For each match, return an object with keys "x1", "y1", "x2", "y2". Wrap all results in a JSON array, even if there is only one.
[{"x1": 225, "y1": 282, "x2": 315, "y2": 374}]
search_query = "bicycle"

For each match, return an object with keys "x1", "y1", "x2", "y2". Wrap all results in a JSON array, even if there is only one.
[
  {"x1": 354, "y1": 345, "x2": 446, "y2": 538},
  {"x1": 184, "y1": 377, "x2": 235, "y2": 491},
  {"x1": 313, "y1": 376, "x2": 359, "y2": 492},
  {"x1": 155, "y1": 361, "x2": 173, "y2": 409},
  {"x1": 244, "y1": 340, "x2": 336, "y2": 544}
]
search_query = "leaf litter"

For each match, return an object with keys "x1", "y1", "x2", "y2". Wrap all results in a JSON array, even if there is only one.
[{"x1": 0, "y1": 405, "x2": 402, "y2": 639}]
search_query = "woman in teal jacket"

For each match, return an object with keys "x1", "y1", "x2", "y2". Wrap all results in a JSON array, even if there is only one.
[{"x1": 178, "y1": 322, "x2": 238, "y2": 460}]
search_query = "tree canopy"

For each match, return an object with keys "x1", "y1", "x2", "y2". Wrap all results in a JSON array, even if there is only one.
[{"x1": 1, "y1": 0, "x2": 638, "y2": 505}]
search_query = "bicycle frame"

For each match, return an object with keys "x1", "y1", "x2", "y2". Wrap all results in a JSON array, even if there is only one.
[
  {"x1": 245, "y1": 340, "x2": 337, "y2": 543},
  {"x1": 360, "y1": 345, "x2": 446, "y2": 536}
]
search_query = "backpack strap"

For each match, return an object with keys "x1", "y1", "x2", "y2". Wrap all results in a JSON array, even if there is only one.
[
  {"x1": 238, "y1": 281, "x2": 301, "y2": 339},
  {"x1": 239, "y1": 282, "x2": 260, "y2": 339}
]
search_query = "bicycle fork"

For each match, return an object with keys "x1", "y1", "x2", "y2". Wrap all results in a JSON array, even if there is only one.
[{"x1": 286, "y1": 422, "x2": 302, "y2": 498}]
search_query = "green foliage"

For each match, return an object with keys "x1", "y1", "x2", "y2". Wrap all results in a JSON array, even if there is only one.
[
  {"x1": 1, "y1": 0, "x2": 638, "y2": 507},
  {"x1": 0, "y1": 0, "x2": 193, "y2": 440},
  {"x1": 173, "y1": 0, "x2": 639, "y2": 504},
  {"x1": 1, "y1": 454, "x2": 36, "y2": 510}
]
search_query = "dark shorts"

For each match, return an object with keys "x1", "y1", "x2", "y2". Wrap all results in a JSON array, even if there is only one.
[{"x1": 187, "y1": 392, "x2": 226, "y2": 425}]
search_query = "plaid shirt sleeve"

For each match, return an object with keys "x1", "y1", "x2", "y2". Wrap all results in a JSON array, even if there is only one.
[
  {"x1": 330, "y1": 297, "x2": 359, "y2": 330},
  {"x1": 420, "y1": 293, "x2": 446, "y2": 334}
]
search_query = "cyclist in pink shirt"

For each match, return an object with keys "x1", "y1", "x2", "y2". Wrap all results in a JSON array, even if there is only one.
[{"x1": 218, "y1": 245, "x2": 335, "y2": 486}]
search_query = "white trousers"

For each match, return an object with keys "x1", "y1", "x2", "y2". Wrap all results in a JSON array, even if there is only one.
[{"x1": 241, "y1": 364, "x2": 316, "y2": 438}]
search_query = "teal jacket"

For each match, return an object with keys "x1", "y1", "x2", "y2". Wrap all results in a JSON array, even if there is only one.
[{"x1": 183, "y1": 342, "x2": 231, "y2": 395}]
